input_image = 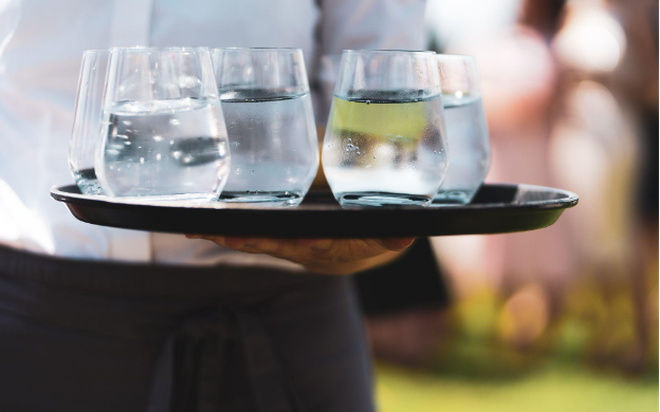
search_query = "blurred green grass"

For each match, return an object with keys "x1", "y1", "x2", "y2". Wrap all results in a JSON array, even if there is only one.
[
  {"x1": 375, "y1": 362, "x2": 658, "y2": 412},
  {"x1": 373, "y1": 267, "x2": 659, "y2": 412}
]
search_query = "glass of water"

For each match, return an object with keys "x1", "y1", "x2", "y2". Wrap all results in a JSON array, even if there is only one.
[
  {"x1": 432, "y1": 54, "x2": 490, "y2": 205},
  {"x1": 211, "y1": 47, "x2": 319, "y2": 207},
  {"x1": 95, "y1": 47, "x2": 230, "y2": 202},
  {"x1": 69, "y1": 49, "x2": 109, "y2": 195},
  {"x1": 322, "y1": 50, "x2": 449, "y2": 207}
]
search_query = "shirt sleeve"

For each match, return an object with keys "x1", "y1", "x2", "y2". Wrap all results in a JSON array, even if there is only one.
[
  {"x1": 311, "y1": 0, "x2": 427, "y2": 124},
  {"x1": 316, "y1": 0, "x2": 427, "y2": 53}
]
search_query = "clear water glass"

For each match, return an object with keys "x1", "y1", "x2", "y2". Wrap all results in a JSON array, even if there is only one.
[
  {"x1": 95, "y1": 47, "x2": 230, "y2": 203},
  {"x1": 69, "y1": 49, "x2": 109, "y2": 195},
  {"x1": 212, "y1": 47, "x2": 318, "y2": 207},
  {"x1": 432, "y1": 54, "x2": 490, "y2": 205},
  {"x1": 322, "y1": 50, "x2": 449, "y2": 207}
]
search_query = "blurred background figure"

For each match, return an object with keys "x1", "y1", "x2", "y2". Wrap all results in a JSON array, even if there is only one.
[
  {"x1": 442, "y1": 0, "x2": 579, "y2": 300},
  {"x1": 371, "y1": 0, "x2": 658, "y2": 410}
]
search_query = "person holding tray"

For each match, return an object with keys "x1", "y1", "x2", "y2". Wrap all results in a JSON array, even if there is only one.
[{"x1": 0, "y1": 1, "x2": 426, "y2": 411}]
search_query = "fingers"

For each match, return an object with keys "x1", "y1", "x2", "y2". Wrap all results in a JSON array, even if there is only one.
[
  {"x1": 186, "y1": 235, "x2": 414, "y2": 254},
  {"x1": 195, "y1": 236, "x2": 300, "y2": 260},
  {"x1": 380, "y1": 237, "x2": 415, "y2": 251},
  {"x1": 185, "y1": 234, "x2": 249, "y2": 251},
  {"x1": 300, "y1": 238, "x2": 334, "y2": 251},
  {"x1": 223, "y1": 236, "x2": 251, "y2": 249},
  {"x1": 183, "y1": 235, "x2": 415, "y2": 270},
  {"x1": 185, "y1": 235, "x2": 269, "y2": 249}
]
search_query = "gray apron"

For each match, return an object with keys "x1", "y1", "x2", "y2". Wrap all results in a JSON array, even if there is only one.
[{"x1": 0, "y1": 245, "x2": 375, "y2": 412}]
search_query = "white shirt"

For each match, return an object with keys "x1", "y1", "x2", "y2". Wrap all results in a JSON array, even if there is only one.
[{"x1": 0, "y1": 0, "x2": 425, "y2": 265}]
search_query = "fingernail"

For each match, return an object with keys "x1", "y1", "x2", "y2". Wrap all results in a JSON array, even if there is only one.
[{"x1": 383, "y1": 238, "x2": 415, "y2": 251}]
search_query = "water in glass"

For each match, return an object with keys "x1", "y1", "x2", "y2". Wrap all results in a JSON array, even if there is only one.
[
  {"x1": 219, "y1": 89, "x2": 318, "y2": 205},
  {"x1": 323, "y1": 90, "x2": 448, "y2": 206},
  {"x1": 433, "y1": 92, "x2": 490, "y2": 204},
  {"x1": 96, "y1": 97, "x2": 230, "y2": 201}
]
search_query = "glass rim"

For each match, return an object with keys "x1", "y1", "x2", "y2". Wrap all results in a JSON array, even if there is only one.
[
  {"x1": 109, "y1": 46, "x2": 211, "y2": 54},
  {"x1": 82, "y1": 49, "x2": 110, "y2": 56},
  {"x1": 212, "y1": 46, "x2": 302, "y2": 53},
  {"x1": 343, "y1": 49, "x2": 436, "y2": 55}
]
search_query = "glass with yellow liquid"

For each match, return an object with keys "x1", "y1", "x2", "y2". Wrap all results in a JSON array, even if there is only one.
[{"x1": 322, "y1": 50, "x2": 449, "y2": 207}]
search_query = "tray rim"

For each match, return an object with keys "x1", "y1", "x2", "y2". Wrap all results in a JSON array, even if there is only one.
[{"x1": 51, "y1": 183, "x2": 579, "y2": 213}]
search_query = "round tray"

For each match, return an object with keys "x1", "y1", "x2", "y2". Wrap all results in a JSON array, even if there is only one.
[{"x1": 51, "y1": 183, "x2": 578, "y2": 238}]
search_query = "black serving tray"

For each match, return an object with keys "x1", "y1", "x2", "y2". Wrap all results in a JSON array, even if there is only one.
[{"x1": 51, "y1": 183, "x2": 578, "y2": 238}]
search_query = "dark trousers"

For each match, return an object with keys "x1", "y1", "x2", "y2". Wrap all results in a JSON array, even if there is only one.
[{"x1": 0, "y1": 245, "x2": 374, "y2": 412}]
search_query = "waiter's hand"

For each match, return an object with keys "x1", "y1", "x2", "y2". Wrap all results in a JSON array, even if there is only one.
[
  {"x1": 185, "y1": 236, "x2": 414, "y2": 275},
  {"x1": 188, "y1": 125, "x2": 414, "y2": 275}
]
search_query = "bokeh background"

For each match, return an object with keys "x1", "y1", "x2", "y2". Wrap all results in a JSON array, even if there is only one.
[
  {"x1": 0, "y1": 0, "x2": 655, "y2": 410},
  {"x1": 366, "y1": 0, "x2": 659, "y2": 411}
]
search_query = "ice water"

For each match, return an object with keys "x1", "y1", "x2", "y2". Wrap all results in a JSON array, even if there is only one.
[
  {"x1": 219, "y1": 90, "x2": 318, "y2": 206},
  {"x1": 432, "y1": 94, "x2": 490, "y2": 205},
  {"x1": 95, "y1": 98, "x2": 230, "y2": 202},
  {"x1": 73, "y1": 168, "x2": 104, "y2": 195},
  {"x1": 322, "y1": 91, "x2": 448, "y2": 207}
]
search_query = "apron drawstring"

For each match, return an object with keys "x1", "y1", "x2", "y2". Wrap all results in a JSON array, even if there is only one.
[{"x1": 147, "y1": 306, "x2": 302, "y2": 412}]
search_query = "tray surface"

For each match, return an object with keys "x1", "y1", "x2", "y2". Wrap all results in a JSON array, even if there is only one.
[{"x1": 51, "y1": 184, "x2": 578, "y2": 237}]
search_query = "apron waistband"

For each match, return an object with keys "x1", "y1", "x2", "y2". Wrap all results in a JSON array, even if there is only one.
[{"x1": 0, "y1": 244, "x2": 316, "y2": 298}]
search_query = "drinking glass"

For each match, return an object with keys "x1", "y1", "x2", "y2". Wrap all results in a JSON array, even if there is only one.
[
  {"x1": 322, "y1": 50, "x2": 449, "y2": 207},
  {"x1": 212, "y1": 47, "x2": 318, "y2": 206},
  {"x1": 69, "y1": 49, "x2": 109, "y2": 195},
  {"x1": 431, "y1": 54, "x2": 490, "y2": 205},
  {"x1": 95, "y1": 47, "x2": 230, "y2": 202}
]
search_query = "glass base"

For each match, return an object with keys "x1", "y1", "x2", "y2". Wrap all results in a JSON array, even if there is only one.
[
  {"x1": 108, "y1": 192, "x2": 219, "y2": 205},
  {"x1": 75, "y1": 179, "x2": 105, "y2": 196},
  {"x1": 430, "y1": 190, "x2": 476, "y2": 206},
  {"x1": 219, "y1": 191, "x2": 303, "y2": 207},
  {"x1": 73, "y1": 170, "x2": 105, "y2": 196},
  {"x1": 336, "y1": 192, "x2": 431, "y2": 207}
]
